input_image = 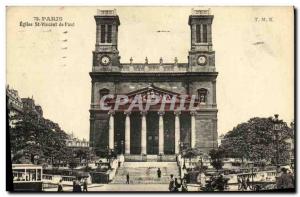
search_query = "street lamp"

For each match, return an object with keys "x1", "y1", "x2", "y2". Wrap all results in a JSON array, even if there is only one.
[
  {"x1": 180, "y1": 142, "x2": 187, "y2": 169},
  {"x1": 180, "y1": 142, "x2": 184, "y2": 154},
  {"x1": 199, "y1": 154, "x2": 203, "y2": 172},
  {"x1": 272, "y1": 114, "x2": 283, "y2": 166},
  {"x1": 248, "y1": 162, "x2": 254, "y2": 190},
  {"x1": 107, "y1": 148, "x2": 112, "y2": 170},
  {"x1": 114, "y1": 142, "x2": 117, "y2": 154}
]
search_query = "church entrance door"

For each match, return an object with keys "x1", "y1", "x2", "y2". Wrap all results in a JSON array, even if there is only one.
[
  {"x1": 146, "y1": 112, "x2": 159, "y2": 155},
  {"x1": 147, "y1": 134, "x2": 158, "y2": 154}
]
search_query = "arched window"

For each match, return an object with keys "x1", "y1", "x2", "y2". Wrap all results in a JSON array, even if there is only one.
[
  {"x1": 99, "y1": 88, "x2": 110, "y2": 99},
  {"x1": 198, "y1": 88, "x2": 208, "y2": 103}
]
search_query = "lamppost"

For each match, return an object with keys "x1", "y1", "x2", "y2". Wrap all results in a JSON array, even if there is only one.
[
  {"x1": 199, "y1": 154, "x2": 203, "y2": 172},
  {"x1": 180, "y1": 142, "x2": 187, "y2": 169},
  {"x1": 114, "y1": 142, "x2": 117, "y2": 155},
  {"x1": 180, "y1": 142, "x2": 184, "y2": 155},
  {"x1": 249, "y1": 162, "x2": 254, "y2": 190},
  {"x1": 272, "y1": 114, "x2": 283, "y2": 166},
  {"x1": 107, "y1": 146, "x2": 112, "y2": 170}
]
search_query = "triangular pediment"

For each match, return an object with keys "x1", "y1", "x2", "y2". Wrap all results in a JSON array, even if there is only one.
[
  {"x1": 126, "y1": 84, "x2": 180, "y2": 99},
  {"x1": 104, "y1": 84, "x2": 199, "y2": 111}
]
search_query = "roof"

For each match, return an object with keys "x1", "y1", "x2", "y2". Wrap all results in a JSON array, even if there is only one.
[{"x1": 12, "y1": 164, "x2": 43, "y2": 169}]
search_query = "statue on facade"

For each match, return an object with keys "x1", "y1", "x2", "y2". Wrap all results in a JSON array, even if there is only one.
[
  {"x1": 159, "y1": 57, "x2": 163, "y2": 64},
  {"x1": 174, "y1": 57, "x2": 178, "y2": 64}
]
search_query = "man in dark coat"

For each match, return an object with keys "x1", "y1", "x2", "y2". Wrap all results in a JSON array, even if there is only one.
[
  {"x1": 74, "y1": 180, "x2": 82, "y2": 192},
  {"x1": 83, "y1": 178, "x2": 88, "y2": 192},
  {"x1": 157, "y1": 168, "x2": 161, "y2": 178},
  {"x1": 57, "y1": 179, "x2": 63, "y2": 192},
  {"x1": 126, "y1": 173, "x2": 130, "y2": 184},
  {"x1": 181, "y1": 179, "x2": 188, "y2": 192},
  {"x1": 72, "y1": 179, "x2": 76, "y2": 192},
  {"x1": 174, "y1": 178, "x2": 181, "y2": 192},
  {"x1": 169, "y1": 174, "x2": 175, "y2": 191}
]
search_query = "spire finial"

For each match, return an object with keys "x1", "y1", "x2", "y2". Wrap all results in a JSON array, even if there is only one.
[{"x1": 159, "y1": 57, "x2": 163, "y2": 64}]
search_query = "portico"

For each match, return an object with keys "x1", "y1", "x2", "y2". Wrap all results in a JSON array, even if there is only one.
[{"x1": 106, "y1": 85, "x2": 197, "y2": 156}]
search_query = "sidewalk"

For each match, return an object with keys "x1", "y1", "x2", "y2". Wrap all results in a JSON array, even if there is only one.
[
  {"x1": 44, "y1": 183, "x2": 241, "y2": 192},
  {"x1": 43, "y1": 184, "x2": 105, "y2": 192}
]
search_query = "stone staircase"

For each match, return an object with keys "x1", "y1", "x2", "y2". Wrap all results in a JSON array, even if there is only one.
[{"x1": 111, "y1": 162, "x2": 180, "y2": 184}]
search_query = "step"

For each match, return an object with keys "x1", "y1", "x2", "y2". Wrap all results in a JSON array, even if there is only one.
[
  {"x1": 116, "y1": 168, "x2": 176, "y2": 177},
  {"x1": 123, "y1": 162, "x2": 178, "y2": 168},
  {"x1": 124, "y1": 155, "x2": 177, "y2": 162},
  {"x1": 112, "y1": 161, "x2": 180, "y2": 184},
  {"x1": 112, "y1": 177, "x2": 171, "y2": 184}
]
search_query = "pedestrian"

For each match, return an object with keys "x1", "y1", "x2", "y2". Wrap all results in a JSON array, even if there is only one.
[
  {"x1": 72, "y1": 179, "x2": 76, "y2": 192},
  {"x1": 74, "y1": 180, "x2": 82, "y2": 192},
  {"x1": 169, "y1": 174, "x2": 175, "y2": 191},
  {"x1": 198, "y1": 172, "x2": 206, "y2": 188},
  {"x1": 181, "y1": 179, "x2": 188, "y2": 192},
  {"x1": 174, "y1": 178, "x2": 181, "y2": 192},
  {"x1": 83, "y1": 178, "x2": 88, "y2": 192},
  {"x1": 288, "y1": 171, "x2": 294, "y2": 188},
  {"x1": 246, "y1": 176, "x2": 251, "y2": 190},
  {"x1": 126, "y1": 173, "x2": 130, "y2": 184},
  {"x1": 57, "y1": 179, "x2": 63, "y2": 192},
  {"x1": 157, "y1": 168, "x2": 161, "y2": 178},
  {"x1": 237, "y1": 176, "x2": 242, "y2": 190},
  {"x1": 241, "y1": 176, "x2": 247, "y2": 191},
  {"x1": 276, "y1": 168, "x2": 294, "y2": 189},
  {"x1": 215, "y1": 174, "x2": 225, "y2": 191}
]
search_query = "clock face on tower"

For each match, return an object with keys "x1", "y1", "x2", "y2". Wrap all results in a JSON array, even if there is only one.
[
  {"x1": 100, "y1": 55, "x2": 111, "y2": 66},
  {"x1": 197, "y1": 55, "x2": 207, "y2": 66}
]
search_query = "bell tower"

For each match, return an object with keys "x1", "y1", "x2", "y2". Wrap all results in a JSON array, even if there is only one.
[
  {"x1": 93, "y1": 9, "x2": 120, "y2": 71},
  {"x1": 188, "y1": 9, "x2": 215, "y2": 72}
]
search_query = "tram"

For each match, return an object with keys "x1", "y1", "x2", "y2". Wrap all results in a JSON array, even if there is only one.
[{"x1": 12, "y1": 164, "x2": 43, "y2": 191}]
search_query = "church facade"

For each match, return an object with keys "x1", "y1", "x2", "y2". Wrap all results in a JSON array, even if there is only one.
[{"x1": 89, "y1": 9, "x2": 218, "y2": 159}]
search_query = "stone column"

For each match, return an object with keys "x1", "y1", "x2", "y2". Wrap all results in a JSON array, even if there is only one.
[
  {"x1": 124, "y1": 111, "x2": 131, "y2": 154},
  {"x1": 174, "y1": 111, "x2": 181, "y2": 154},
  {"x1": 108, "y1": 110, "x2": 115, "y2": 150},
  {"x1": 95, "y1": 23, "x2": 100, "y2": 45},
  {"x1": 190, "y1": 110, "x2": 197, "y2": 148},
  {"x1": 141, "y1": 111, "x2": 147, "y2": 155},
  {"x1": 158, "y1": 111, "x2": 165, "y2": 155}
]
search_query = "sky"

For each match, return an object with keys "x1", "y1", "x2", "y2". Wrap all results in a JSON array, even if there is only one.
[{"x1": 6, "y1": 6, "x2": 294, "y2": 140}]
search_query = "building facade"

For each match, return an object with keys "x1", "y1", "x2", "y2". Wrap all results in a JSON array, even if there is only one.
[
  {"x1": 89, "y1": 9, "x2": 218, "y2": 158},
  {"x1": 6, "y1": 85, "x2": 23, "y2": 128},
  {"x1": 66, "y1": 133, "x2": 90, "y2": 148}
]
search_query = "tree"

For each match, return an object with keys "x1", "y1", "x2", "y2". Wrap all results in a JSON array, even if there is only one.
[
  {"x1": 209, "y1": 148, "x2": 224, "y2": 171},
  {"x1": 181, "y1": 147, "x2": 202, "y2": 169},
  {"x1": 220, "y1": 117, "x2": 292, "y2": 164},
  {"x1": 74, "y1": 148, "x2": 89, "y2": 164},
  {"x1": 9, "y1": 109, "x2": 69, "y2": 165},
  {"x1": 182, "y1": 148, "x2": 199, "y2": 161}
]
